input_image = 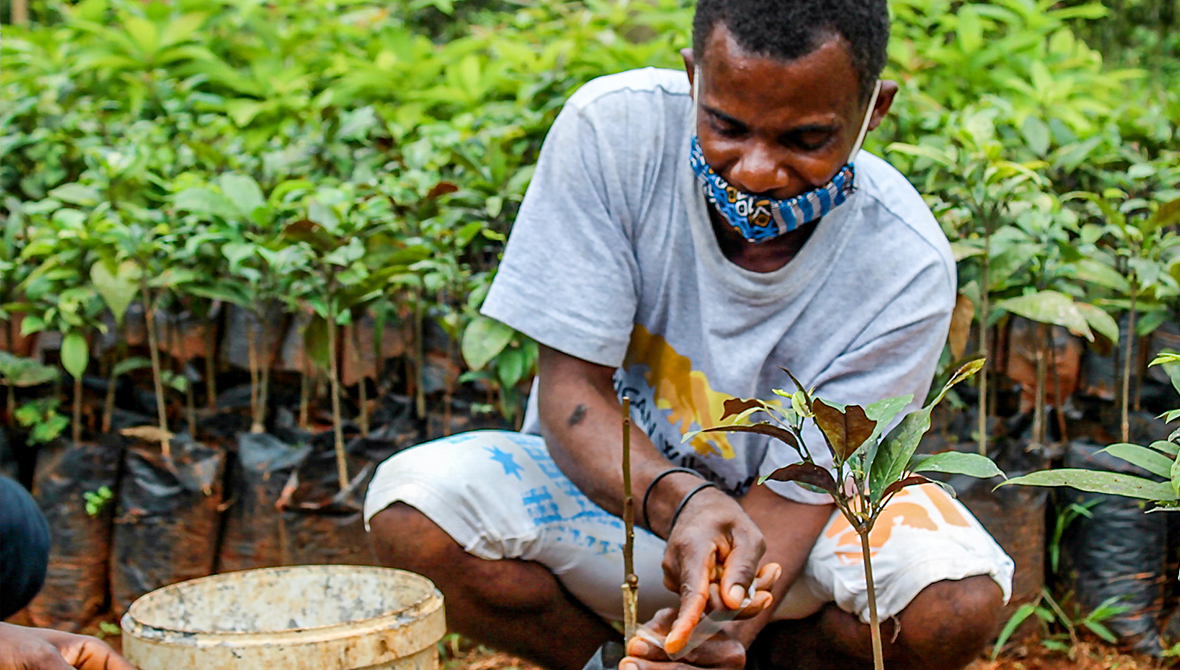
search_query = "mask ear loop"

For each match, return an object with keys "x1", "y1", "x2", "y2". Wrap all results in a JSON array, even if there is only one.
[
  {"x1": 691, "y1": 65, "x2": 700, "y2": 132},
  {"x1": 848, "y1": 79, "x2": 882, "y2": 162}
]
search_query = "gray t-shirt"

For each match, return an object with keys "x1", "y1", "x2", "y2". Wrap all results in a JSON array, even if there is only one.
[{"x1": 481, "y1": 67, "x2": 956, "y2": 504}]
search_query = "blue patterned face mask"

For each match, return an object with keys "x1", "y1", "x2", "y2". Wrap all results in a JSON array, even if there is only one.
[{"x1": 690, "y1": 73, "x2": 881, "y2": 243}]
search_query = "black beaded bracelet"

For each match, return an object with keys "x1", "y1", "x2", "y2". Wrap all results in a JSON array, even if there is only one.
[
  {"x1": 641, "y1": 467, "x2": 700, "y2": 530},
  {"x1": 668, "y1": 482, "x2": 719, "y2": 536}
]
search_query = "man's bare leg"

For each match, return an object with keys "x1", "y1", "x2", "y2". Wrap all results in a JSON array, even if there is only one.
[
  {"x1": 369, "y1": 503, "x2": 620, "y2": 670},
  {"x1": 749, "y1": 575, "x2": 1004, "y2": 670}
]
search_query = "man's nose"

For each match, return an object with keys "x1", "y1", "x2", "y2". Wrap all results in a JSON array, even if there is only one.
[{"x1": 727, "y1": 143, "x2": 791, "y2": 196}]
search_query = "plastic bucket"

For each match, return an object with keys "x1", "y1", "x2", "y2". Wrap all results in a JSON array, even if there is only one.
[{"x1": 121, "y1": 565, "x2": 445, "y2": 670}]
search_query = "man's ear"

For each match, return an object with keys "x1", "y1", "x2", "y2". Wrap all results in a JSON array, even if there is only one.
[
  {"x1": 868, "y1": 80, "x2": 899, "y2": 132},
  {"x1": 681, "y1": 47, "x2": 695, "y2": 94}
]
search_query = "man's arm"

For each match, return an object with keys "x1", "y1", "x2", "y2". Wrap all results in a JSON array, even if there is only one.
[{"x1": 536, "y1": 345, "x2": 769, "y2": 648}]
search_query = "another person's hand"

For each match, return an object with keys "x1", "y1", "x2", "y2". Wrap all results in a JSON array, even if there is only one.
[
  {"x1": 658, "y1": 489, "x2": 774, "y2": 654},
  {"x1": 0, "y1": 622, "x2": 136, "y2": 670},
  {"x1": 621, "y1": 608, "x2": 745, "y2": 670}
]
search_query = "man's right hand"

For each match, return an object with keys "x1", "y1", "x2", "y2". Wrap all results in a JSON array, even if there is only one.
[
  {"x1": 658, "y1": 489, "x2": 772, "y2": 655},
  {"x1": 0, "y1": 622, "x2": 137, "y2": 670}
]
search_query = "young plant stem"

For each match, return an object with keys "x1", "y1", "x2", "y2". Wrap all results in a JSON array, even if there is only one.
[
  {"x1": 257, "y1": 329, "x2": 272, "y2": 434},
  {"x1": 621, "y1": 396, "x2": 638, "y2": 643},
  {"x1": 1123, "y1": 284, "x2": 1138, "y2": 443},
  {"x1": 176, "y1": 319, "x2": 196, "y2": 437},
  {"x1": 71, "y1": 369, "x2": 83, "y2": 444},
  {"x1": 977, "y1": 234, "x2": 990, "y2": 457},
  {"x1": 1033, "y1": 323, "x2": 1048, "y2": 447},
  {"x1": 205, "y1": 313, "x2": 217, "y2": 411},
  {"x1": 351, "y1": 321, "x2": 369, "y2": 437},
  {"x1": 326, "y1": 313, "x2": 348, "y2": 492},
  {"x1": 859, "y1": 527, "x2": 885, "y2": 670},
  {"x1": 247, "y1": 323, "x2": 261, "y2": 432},
  {"x1": 6, "y1": 317, "x2": 15, "y2": 421},
  {"x1": 1050, "y1": 335, "x2": 1068, "y2": 444},
  {"x1": 299, "y1": 354, "x2": 311, "y2": 430},
  {"x1": 102, "y1": 328, "x2": 125, "y2": 434},
  {"x1": 414, "y1": 290, "x2": 426, "y2": 420},
  {"x1": 140, "y1": 281, "x2": 171, "y2": 460}
]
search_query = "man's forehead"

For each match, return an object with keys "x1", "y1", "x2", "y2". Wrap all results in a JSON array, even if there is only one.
[{"x1": 698, "y1": 26, "x2": 862, "y2": 118}]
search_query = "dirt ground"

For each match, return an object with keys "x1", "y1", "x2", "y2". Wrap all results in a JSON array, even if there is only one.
[
  {"x1": 436, "y1": 636, "x2": 1169, "y2": 670},
  {"x1": 63, "y1": 614, "x2": 1172, "y2": 670}
]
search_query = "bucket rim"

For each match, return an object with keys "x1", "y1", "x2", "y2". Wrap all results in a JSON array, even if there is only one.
[{"x1": 122, "y1": 565, "x2": 443, "y2": 644}]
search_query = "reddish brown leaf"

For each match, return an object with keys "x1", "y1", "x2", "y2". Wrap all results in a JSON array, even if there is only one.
[
  {"x1": 812, "y1": 400, "x2": 877, "y2": 464},
  {"x1": 948, "y1": 292, "x2": 974, "y2": 359},
  {"x1": 427, "y1": 181, "x2": 460, "y2": 199},
  {"x1": 764, "y1": 462, "x2": 837, "y2": 494},
  {"x1": 721, "y1": 397, "x2": 765, "y2": 421},
  {"x1": 881, "y1": 475, "x2": 932, "y2": 500},
  {"x1": 700, "y1": 422, "x2": 798, "y2": 449}
]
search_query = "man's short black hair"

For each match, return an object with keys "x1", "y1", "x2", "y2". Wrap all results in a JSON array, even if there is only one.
[{"x1": 692, "y1": 0, "x2": 890, "y2": 100}]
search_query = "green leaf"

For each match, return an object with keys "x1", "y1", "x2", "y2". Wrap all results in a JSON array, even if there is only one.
[
  {"x1": 60, "y1": 332, "x2": 89, "y2": 379},
  {"x1": 911, "y1": 451, "x2": 1005, "y2": 480},
  {"x1": 1000, "y1": 469, "x2": 1178, "y2": 501},
  {"x1": 1075, "y1": 303, "x2": 1119, "y2": 344},
  {"x1": 956, "y1": 5, "x2": 983, "y2": 54},
  {"x1": 1147, "y1": 440, "x2": 1179, "y2": 457},
  {"x1": 870, "y1": 406, "x2": 934, "y2": 503},
  {"x1": 1021, "y1": 116, "x2": 1050, "y2": 155},
  {"x1": 992, "y1": 603, "x2": 1038, "y2": 660},
  {"x1": 461, "y1": 316, "x2": 515, "y2": 371},
  {"x1": 1144, "y1": 199, "x2": 1180, "y2": 236},
  {"x1": 91, "y1": 260, "x2": 140, "y2": 326},
  {"x1": 174, "y1": 187, "x2": 238, "y2": 220},
  {"x1": 996, "y1": 290, "x2": 1094, "y2": 341},
  {"x1": 48, "y1": 184, "x2": 101, "y2": 207},
  {"x1": 0, "y1": 352, "x2": 59, "y2": 387},
  {"x1": 1074, "y1": 259, "x2": 1132, "y2": 294},
  {"x1": 218, "y1": 173, "x2": 266, "y2": 220},
  {"x1": 1100, "y1": 443, "x2": 1173, "y2": 479},
  {"x1": 112, "y1": 356, "x2": 151, "y2": 377}
]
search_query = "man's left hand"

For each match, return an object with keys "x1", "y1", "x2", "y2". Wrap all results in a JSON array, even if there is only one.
[
  {"x1": 619, "y1": 609, "x2": 744, "y2": 670},
  {"x1": 0, "y1": 622, "x2": 137, "y2": 670}
]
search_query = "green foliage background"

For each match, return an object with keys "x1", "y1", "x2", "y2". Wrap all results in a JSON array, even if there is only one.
[{"x1": 1, "y1": 0, "x2": 1179, "y2": 424}]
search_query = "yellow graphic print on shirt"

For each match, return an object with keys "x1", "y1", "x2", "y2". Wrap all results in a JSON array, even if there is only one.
[{"x1": 624, "y1": 325, "x2": 736, "y2": 459}]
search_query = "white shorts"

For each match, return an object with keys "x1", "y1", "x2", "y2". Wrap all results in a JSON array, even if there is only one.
[{"x1": 363, "y1": 431, "x2": 1014, "y2": 625}]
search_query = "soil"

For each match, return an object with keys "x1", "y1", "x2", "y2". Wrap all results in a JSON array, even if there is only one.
[
  {"x1": 35, "y1": 613, "x2": 1173, "y2": 670},
  {"x1": 439, "y1": 641, "x2": 1170, "y2": 670}
]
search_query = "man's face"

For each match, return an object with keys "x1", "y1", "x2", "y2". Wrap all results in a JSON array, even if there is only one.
[{"x1": 685, "y1": 24, "x2": 895, "y2": 202}]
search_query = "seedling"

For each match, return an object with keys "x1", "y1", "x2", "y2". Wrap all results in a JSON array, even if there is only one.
[
  {"x1": 621, "y1": 396, "x2": 638, "y2": 642},
  {"x1": 1003, "y1": 351, "x2": 1180, "y2": 505},
  {"x1": 83, "y1": 485, "x2": 113, "y2": 517},
  {"x1": 14, "y1": 397, "x2": 68, "y2": 445},
  {"x1": 694, "y1": 360, "x2": 1003, "y2": 670}
]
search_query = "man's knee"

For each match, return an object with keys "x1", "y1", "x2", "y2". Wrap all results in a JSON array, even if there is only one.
[
  {"x1": 898, "y1": 575, "x2": 1004, "y2": 668},
  {"x1": 367, "y1": 502, "x2": 563, "y2": 614},
  {"x1": 368, "y1": 503, "x2": 453, "y2": 571}
]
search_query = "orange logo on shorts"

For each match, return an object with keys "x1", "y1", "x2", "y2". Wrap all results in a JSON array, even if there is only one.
[{"x1": 825, "y1": 485, "x2": 970, "y2": 565}]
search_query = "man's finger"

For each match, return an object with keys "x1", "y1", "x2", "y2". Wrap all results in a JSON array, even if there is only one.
[
  {"x1": 663, "y1": 585, "x2": 709, "y2": 655},
  {"x1": 755, "y1": 562, "x2": 782, "y2": 590},
  {"x1": 53, "y1": 635, "x2": 137, "y2": 670},
  {"x1": 718, "y1": 528, "x2": 765, "y2": 609}
]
